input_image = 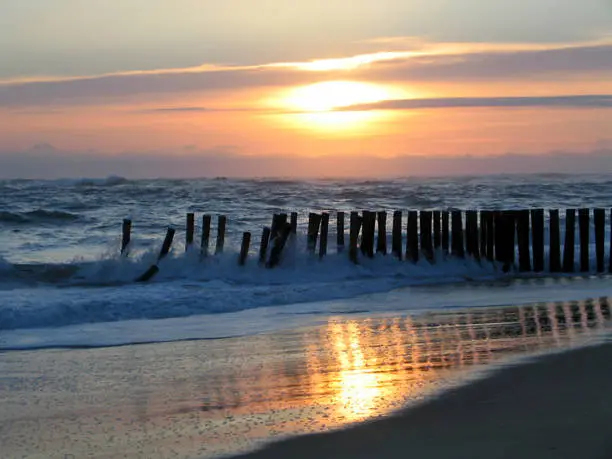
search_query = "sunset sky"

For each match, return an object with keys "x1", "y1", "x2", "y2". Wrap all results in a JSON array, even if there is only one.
[{"x1": 1, "y1": 0, "x2": 612, "y2": 177}]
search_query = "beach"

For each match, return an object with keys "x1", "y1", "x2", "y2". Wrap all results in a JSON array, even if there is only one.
[{"x1": 1, "y1": 297, "x2": 609, "y2": 459}]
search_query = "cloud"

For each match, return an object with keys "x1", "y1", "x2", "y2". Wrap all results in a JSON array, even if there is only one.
[
  {"x1": 1, "y1": 42, "x2": 611, "y2": 108},
  {"x1": 341, "y1": 95, "x2": 612, "y2": 111},
  {"x1": 3, "y1": 145, "x2": 612, "y2": 179}
]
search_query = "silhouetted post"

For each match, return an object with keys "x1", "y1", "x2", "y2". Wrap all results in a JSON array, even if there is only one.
[
  {"x1": 609, "y1": 209, "x2": 612, "y2": 273},
  {"x1": 392, "y1": 211, "x2": 402, "y2": 260},
  {"x1": 594, "y1": 208, "x2": 605, "y2": 273},
  {"x1": 319, "y1": 212, "x2": 330, "y2": 258},
  {"x1": 215, "y1": 216, "x2": 227, "y2": 255},
  {"x1": 270, "y1": 214, "x2": 280, "y2": 241},
  {"x1": 549, "y1": 209, "x2": 561, "y2": 272},
  {"x1": 516, "y1": 209, "x2": 531, "y2": 272},
  {"x1": 433, "y1": 211, "x2": 441, "y2": 250},
  {"x1": 406, "y1": 210, "x2": 419, "y2": 263},
  {"x1": 420, "y1": 211, "x2": 433, "y2": 261},
  {"x1": 307, "y1": 213, "x2": 322, "y2": 253},
  {"x1": 121, "y1": 219, "x2": 132, "y2": 256},
  {"x1": 531, "y1": 209, "x2": 544, "y2": 272},
  {"x1": 465, "y1": 210, "x2": 479, "y2": 261},
  {"x1": 337, "y1": 211, "x2": 345, "y2": 253},
  {"x1": 479, "y1": 211, "x2": 487, "y2": 260},
  {"x1": 563, "y1": 209, "x2": 576, "y2": 273},
  {"x1": 290, "y1": 212, "x2": 298, "y2": 234},
  {"x1": 268, "y1": 223, "x2": 292, "y2": 268},
  {"x1": 135, "y1": 227, "x2": 176, "y2": 282},
  {"x1": 361, "y1": 211, "x2": 375, "y2": 258},
  {"x1": 272, "y1": 213, "x2": 287, "y2": 241},
  {"x1": 442, "y1": 211, "x2": 450, "y2": 254},
  {"x1": 239, "y1": 232, "x2": 251, "y2": 266},
  {"x1": 485, "y1": 211, "x2": 495, "y2": 262},
  {"x1": 349, "y1": 211, "x2": 361, "y2": 264},
  {"x1": 451, "y1": 211, "x2": 464, "y2": 258},
  {"x1": 377, "y1": 211, "x2": 387, "y2": 255},
  {"x1": 186, "y1": 213, "x2": 195, "y2": 251},
  {"x1": 579, "y1": 208, "x2": 590, "y2": 272},
  {"x1": 200, "y1": 215, "x2": 211, "y2": 258},
  {"x1": 259, "y1": 227, "x2": 271, "y2": 265},
  {"x1": 494, "y1": 211, "x2": 504, "y2": 264}
]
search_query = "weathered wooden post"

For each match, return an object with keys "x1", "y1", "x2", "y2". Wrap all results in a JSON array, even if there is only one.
[
  {"x1": 337, "y1": 211, "x2": 345, "y2": 253},
  {"x1": 442, "y1": 211, "x2": 450, "y2": 254},
  {"x1": 516, "y1": 209, "x2": 531, "y2": 272},
  {"x1": 259, "y1": 227, "x2": 271, "y2": 265},
  {"x1": 579, "y1": 208, "x2": 590, "y2": 272},
  {"x1": 594, "y1": 208, "x2": 605, "y2": 273},
  {"x1": 531, "y1": 209, "x2": 544, "y2": 272},
  {"x1": 433, "y1": 211, "x2": 441, "y2": 250},
  {"x1": 121, "y1": 218, "x2": 132, "y2": 256},
  {"x1": 307, "y1": 213, "x2": 322, "y2": 253},
  {"x1": 377, "y1": 211, "x2": 387, "y2": 255},
  {"x1": 563, "y1": 209, "x2": 576, "y2": 273},
  {"x1": 420, "y1": 211, "x2": 433, "y2": 261},
  {"x1": 268, "y1": 223, "x2": 292, "y2": 268},
  {"x1": 349, "y1": 211, "x2": 361, "y2": 264},
  {"x1": 200, "y1": 215, "x2": 211, "y2": 258},
  {"x1": 361, "y1": 211, "x2": 375, "y2": 258},
  {"x1": 392, "y1": 211, "x2": 402, "y2": 260},
  {"x1": 465, "y1": 210, "x2": 479, "y2": 261},
  {"x1": 406, "y1": 211, "x2": 419, "y2": 263},
  {"x1": 290, "y1": 212, "x2": 298, "y2": 234},
  {"x1": 216, "y1": 215, "x2": 226, "y2": 255},
  {"x1": 451, "y1": 211, "x2": 464, "y2": 258},
  {"x1": 485, "y1": 211, "x2": 495, "y2": 262},
  {"x1": 549, "y1": 209, "x2": 561, "y2": 272},
  {"x1": 239, "y1": 232, "x2": 251, "y2": 266},
  {"x1": 319, "y1": 212, "x2": 330, "y2": 258},
  {"x1": 185, "y1": 213, "x2": 195, "y2": 251},
  {"x1": 135, "y1": 227, "x2": 176, "y2": 282},
  {"x1": 479, "y1": 211, "x2": 487, "y2": 260}
]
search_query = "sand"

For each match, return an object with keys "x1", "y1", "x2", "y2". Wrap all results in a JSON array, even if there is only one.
[{"x1": 232, "y1": 342, "x2": 612, "y2": 459}]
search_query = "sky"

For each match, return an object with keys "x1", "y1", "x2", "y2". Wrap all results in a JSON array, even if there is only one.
[{"x1": 1, "y1": 0, "x2": 612, "y2": 178}]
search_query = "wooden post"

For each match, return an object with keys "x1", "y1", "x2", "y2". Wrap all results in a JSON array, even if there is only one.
[
  {"x1": 271, "y1": 213, "x2": 287, "y2": 241},
  {"x1": 135, "y1": 227, "x2": 176, "y2": 282},
  {"x1": 479, "y1": 211, "x2": 487, "y2": 260},
  {"x1": 349, "y1": 211, "x2": 361, "y2": 264},
  {"x1": 549, "y1": 209, "x2": 561, "y2": 273},
  {"x1": 594, "y1": 208, "x2": 605, "y2": 273},
  {"x1": 420, "y1": 211, "x2": 433, "y2": 261},
  {"x1": 319, "y1": 212, "x2": 329, "y2": 258},
  {"x1": 239, "y1": 232, "x2": 251, "y2": 266},
  {"x1": 442, "y1": 211, "x2": 450, "y2": 254},
  {"x1": 185, "y1": 213, "x2": 195, "y2": 251},
  {"x1": 406, "y1": 211, "x2": 419, "y2": 263},
  {"x1": 121, "y1": 218, "x2": 132, "y2": 255},
  {"x1": 579, "y1": 208, "x2": 590, "y2": 272},
  {"x1": 290, "y1": 212, "x2": 298, "y2": 234},
  {"x1": 451, "y1": 211, "x2": 464, "y2": 258},
  {"x1": 465, "y1": 210, "x2": 479, "y2": 261},
  {"x1": 485, "y1": 211, "x2": 495, "y2": 262},
  {"x1": 516, "y1": 209, "x2": 531, "y2": 272},
  {"x1": 200, "y1": 215, "x2": 211, "y2": 258},
  {"x1": 433, "y1": 211, "x2": 441, "y2": 250},
  {"x1": 563, "y1": 209, "x2": 576, "y2": 273},
  {"x1": 392, "y1": 211, "x2": 402, "y2": 260},
  {"x1": 337, "y1": 211, "x2": 345, "y2": 253},
  {"x1": 307, "y1": 213, "x2": 322, "y2": 253},
  {"x1": 531, "y1": 209, "x2": 544, "y2": 272},
  {"x1": 507, "y1": 211, "x2": 516, "y2": 266},
  {"x1": 259, "y1": 227, "x2": 271, "y2": 265},
  {"x1": 361, "y1": 211, "x2": 375, "y2": 258},
  {"x1": 268, "y1": 223, "x2": 292, "y2": 268},
  {"x1": 215, "y1": 215, "x2": 227, "y2": 255},
  {"x1": 377, "y1": 211, "x2": 387, "y2": 255}
]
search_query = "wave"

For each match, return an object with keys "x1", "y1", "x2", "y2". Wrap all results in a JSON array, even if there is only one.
[{"x1": 0, "y1": 209, "x2": 81, "y2": 224}]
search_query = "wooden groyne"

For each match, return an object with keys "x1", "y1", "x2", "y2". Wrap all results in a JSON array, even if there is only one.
[{"x1": 124, "y1": 209, "x2": 612, "y2": 282}]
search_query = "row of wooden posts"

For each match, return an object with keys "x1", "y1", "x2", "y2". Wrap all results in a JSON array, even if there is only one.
[{"x1": 123, "y1": 208, "x2": 612, "y2": 282}]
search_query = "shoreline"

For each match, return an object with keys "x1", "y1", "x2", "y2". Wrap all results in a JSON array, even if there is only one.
[{"x1": 232, "y1": 340, "x2": 612, "y2": 459}]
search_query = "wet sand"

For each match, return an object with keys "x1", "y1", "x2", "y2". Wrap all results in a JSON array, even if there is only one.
[
  {"x1": 234, "y1": 342, "x2": 612, "y2": 459},
  {"x1": 0, "y1": 298, "x2": 610, "y2": 458}
]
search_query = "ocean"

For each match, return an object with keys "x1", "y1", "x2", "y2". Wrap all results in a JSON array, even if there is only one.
[{"x1": 2, "y1": 174, "x2": 612, "y2": 350}]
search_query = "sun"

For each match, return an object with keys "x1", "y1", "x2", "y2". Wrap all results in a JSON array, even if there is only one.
[{"x1": 283, "y1": 81, "x2": 390, "y2": 112}]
